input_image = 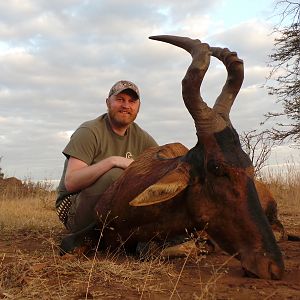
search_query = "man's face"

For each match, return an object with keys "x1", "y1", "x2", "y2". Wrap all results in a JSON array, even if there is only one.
[{"x1": 106, "y1": 91, "x2": 140, "y2": 128}]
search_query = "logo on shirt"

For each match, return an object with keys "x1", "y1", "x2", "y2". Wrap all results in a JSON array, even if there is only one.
[{"x1": 126, "y1": 152, "x2": 133, "y2": 159}]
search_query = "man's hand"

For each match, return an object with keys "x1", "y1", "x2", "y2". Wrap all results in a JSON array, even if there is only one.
[{"x1": 110, "y1": 156, "x2": 134, "y2": 169}]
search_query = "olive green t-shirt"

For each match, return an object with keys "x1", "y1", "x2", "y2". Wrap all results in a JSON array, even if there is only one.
[{"x1": 56, "y1": 113, "x2": 158, "y2": 207}]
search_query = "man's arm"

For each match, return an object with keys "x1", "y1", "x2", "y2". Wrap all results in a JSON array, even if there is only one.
[{"x1": 65, "y1": 156, "x2": 133, "y2": 193}]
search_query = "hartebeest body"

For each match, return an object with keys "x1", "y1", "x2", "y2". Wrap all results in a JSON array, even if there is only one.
[{"x1": 60, "y1": 36, "x2": 284, "y2": 280}]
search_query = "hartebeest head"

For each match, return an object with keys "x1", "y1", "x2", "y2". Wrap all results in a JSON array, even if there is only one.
[{"x1": 128, "y1": 35, "x2": 284, "y2": 279}]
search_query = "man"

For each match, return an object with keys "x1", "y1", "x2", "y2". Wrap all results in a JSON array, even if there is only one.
[{"x1": 56, "y1": 80, "x2": 158, "y2": 234}]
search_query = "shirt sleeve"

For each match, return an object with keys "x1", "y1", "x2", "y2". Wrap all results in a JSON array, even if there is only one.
[{"x1": 62, "y1": 127, "x2": 98, "y2": 165}]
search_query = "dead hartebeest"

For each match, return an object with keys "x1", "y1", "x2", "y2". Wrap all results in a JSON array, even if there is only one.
[{"x1": 60, "y1": 35, "x2": 284, "y2": 280}]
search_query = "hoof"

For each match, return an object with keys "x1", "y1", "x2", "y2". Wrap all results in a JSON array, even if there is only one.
[
  {"x1": 59, "y1": 233, "x2": 79, "y2": 255},
  {"x1": 59, "y1": 222, "x2": 99, "y2": 255}
]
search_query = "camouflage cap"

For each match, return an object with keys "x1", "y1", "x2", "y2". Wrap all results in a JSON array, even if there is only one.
[{"x1": 108, "y1": 80, "x2": 140, "y2": 99}]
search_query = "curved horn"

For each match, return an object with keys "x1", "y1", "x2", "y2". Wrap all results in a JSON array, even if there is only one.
[
  {"x1": 210, "y1": 47, "x2": 244, "y2": 121},
  {"x1": 150, "y1": 35, "x2": 227, "y2": 134}
]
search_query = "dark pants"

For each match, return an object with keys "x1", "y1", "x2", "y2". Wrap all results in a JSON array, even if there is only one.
[{"x1": 65, "y1": 168, "x2": 123, "y2": 233}]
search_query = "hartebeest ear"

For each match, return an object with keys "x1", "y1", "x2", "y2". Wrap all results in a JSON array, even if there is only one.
[{"x1": 129, "y1": 163, "x2": 190, "y2": 206}]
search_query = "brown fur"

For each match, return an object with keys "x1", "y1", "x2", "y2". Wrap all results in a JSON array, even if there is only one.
[{"x1": 255, "y1": 180, "x2": 287, "y2": 241}]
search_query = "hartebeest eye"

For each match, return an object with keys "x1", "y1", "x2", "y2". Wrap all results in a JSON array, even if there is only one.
[{"x1": 207, "y1": 160, "x2": 227, "y2": 177}]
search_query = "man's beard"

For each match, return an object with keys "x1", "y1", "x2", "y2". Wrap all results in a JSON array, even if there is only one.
[{"x1": 108, "y1": 109, "x2": 138, "y2": 128}]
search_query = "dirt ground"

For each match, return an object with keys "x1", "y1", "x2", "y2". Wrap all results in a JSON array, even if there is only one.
[{"x1": 1, "y1": 214, "x2": 299, "y2": 300}]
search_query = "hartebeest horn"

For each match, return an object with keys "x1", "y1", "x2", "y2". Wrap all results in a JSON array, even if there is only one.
[
  {"x1": 210, "y1": 47, "x2": 244, "y2": 122},
  {"x1": 149, "y1": 35, "x2": 243, "y2": 133},
  {"x1": 150, "y1": 35, "x2": 226, "y2": 134}
]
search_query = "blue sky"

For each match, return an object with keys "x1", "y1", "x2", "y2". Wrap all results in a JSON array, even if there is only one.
[
  {"x1": 214, "y1": 0, "x2": 274, "y2": 26},
  {"x1": 0, "y1": 0, "x2": 298, "y2": 184}
]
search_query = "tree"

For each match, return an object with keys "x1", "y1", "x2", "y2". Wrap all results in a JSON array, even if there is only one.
[
  {"x1": 266, "y1": 0, "x2": 300, "y2": 144},
  {"x1": 0, "y1": 156, "x2": 4, "y2": 179},
  {"x1": 240, "y1": 130, "x2": 275, "y2": 177}
]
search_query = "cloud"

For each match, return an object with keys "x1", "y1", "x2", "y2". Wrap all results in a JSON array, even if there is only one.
[
  {"x1": 0, "y1": 0, "x2": 296, "y2": 182},
  {"x1": 210, "y1": 21, "x2": 275, "y2": 63}
]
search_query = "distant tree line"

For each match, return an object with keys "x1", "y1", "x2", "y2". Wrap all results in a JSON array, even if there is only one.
[{"x1": 0, "y1": 156, "x2": 4, "y2": 179}]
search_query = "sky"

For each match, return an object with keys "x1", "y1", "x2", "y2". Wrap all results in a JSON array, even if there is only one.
[{"x1": 0, "y1": 0, "x2": 299, "y2": 185}]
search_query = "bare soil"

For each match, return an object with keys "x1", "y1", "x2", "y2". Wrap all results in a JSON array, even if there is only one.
[{"x1": 0, "y1": 213, "x2": 299, "y2": 300}]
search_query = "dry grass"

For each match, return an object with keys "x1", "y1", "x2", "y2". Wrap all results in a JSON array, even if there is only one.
[
  {"x1": 0, "y1": 178, "x2": 59, "y2": 233},
  {"x1": 0, "y1": 248, "x2": 178, "y2": 299},
  {"x1": 0, "y1": 228, "x2": 222, "y2": 299},
  {"x1": 263, "y1": 163, "x2": 300, "y2": 207},
  {"x1": 1, "y1": 165, "x2": 299, "y2": 299},
  {"x1": 263, "y1": 164, "x2": 300, "y2": 226},
  {"x1": 0, "y1": 196, "x2": 61, "y2": 234},
  {"x1": 261, "y1": 163, "x2": 300, "y2": 236},
  {"x1": 0, "y1": 179, "x2": 227, "y2": 299}
]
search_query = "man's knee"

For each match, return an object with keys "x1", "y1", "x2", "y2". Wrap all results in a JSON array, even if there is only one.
[
  {"x1": 85, "y1": 167, "x2": 124, "y2": 196},
  {"x1": 100, "y1": 167, "x2": 124, "y2": 186}
]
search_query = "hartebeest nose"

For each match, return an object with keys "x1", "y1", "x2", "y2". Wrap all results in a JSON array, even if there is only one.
[
  {"x1": 241, "y1": 252, "x2": 284, "y2": 280},
  {"x1": 269, "y1": 260, "x2": 284, "y2": 280}
]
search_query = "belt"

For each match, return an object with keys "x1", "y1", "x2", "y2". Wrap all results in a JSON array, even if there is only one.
[{"x1": 56, "y1": 194, "x2": 76, "y2": 225}]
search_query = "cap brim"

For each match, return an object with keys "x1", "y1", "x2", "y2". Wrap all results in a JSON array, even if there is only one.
[{"x1": 112, "y1": 88, "x2": 139, "y2": 99}]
